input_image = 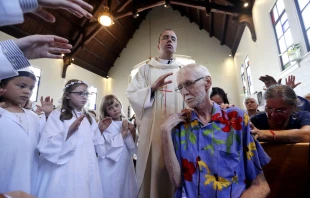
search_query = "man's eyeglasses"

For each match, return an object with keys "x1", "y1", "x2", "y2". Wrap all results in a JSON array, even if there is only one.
[
  {"x1": 264, "y1": 106, "x2": 288, "y2": 115},
  {"x1": 69, "y1": 91, "x2": 90, "y2": 97},
  {"x1": 175, "y1": 77, "x2": 205, "y2": 92}
]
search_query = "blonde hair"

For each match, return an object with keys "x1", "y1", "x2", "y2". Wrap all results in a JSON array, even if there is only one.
[{"x1": 99, "y1": 94, "x2": 125, "y2": 120}]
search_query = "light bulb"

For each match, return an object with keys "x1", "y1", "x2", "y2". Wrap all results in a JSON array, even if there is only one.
[{"x1": 98, "y1": 15, "x2": 113, "y2": 26}]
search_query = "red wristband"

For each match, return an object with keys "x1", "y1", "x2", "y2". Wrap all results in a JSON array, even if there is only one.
[{"x1": 269, "y1": 130, "x2": 276, "y2": 140}]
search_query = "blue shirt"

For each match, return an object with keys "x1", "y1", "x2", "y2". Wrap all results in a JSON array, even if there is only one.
[
  {"x1": 251, "y1": 111, "x2": 310, "y2": 130},
  {"x1": 172, "y1": 103, "x2": 270, "y2": 198}
]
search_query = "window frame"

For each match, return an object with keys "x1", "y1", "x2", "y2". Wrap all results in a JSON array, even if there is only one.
[
  {"x1": 270, "y1": 0, "x2": 293, "y2": 70},
  {"x1": 295, "y1": 0, "x2": 310, "y2": 52}
]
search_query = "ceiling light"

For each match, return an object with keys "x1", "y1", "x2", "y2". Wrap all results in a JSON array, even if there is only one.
[
  {"x1": 229, "y1": 53, "x2": 232, "y2": 57},
  {"x1": 61, "y1": 54, "x2": 65, "y2": 57},
  {"x1": 244, "y1": 2, "x2": 249, "y2": 7},
  {"x1": 98, "y1": 6, "x2": 114, "y2": 26},
  {"x1": 133, "y1": 12, "x2": 139, "y2": 18},
  {"x1": 72, "y1": 58, "x2": 74, "y2": 61}
]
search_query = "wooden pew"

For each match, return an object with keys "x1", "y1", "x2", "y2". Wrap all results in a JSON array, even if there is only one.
[{"x1": 260, "y1": 142, "x2": 310, "y2": 198}]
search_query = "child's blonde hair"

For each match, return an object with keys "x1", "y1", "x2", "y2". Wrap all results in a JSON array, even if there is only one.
[{"x1": 99, "y1": 94, "x2": 125, "y2": 120}]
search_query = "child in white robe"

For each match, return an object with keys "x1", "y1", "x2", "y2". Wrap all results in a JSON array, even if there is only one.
[
  {"x1": 35, "y1": 79, "x2": 106, "y2": 198},
  {"x1": 0, "y1": 69, "x2": 45, "y2": 195},
  {"x1": 95, "y1": 94, "x2": 138, "y2": 198}
]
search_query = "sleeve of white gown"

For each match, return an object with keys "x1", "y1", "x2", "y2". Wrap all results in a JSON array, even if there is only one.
[
  {"x1": 126, "y1": 66, "x2": 154, "y2": 120},
  {"x1": 37, "y1": 110, "x2": 78, "y2": 165},
  {"x1": 124, "y1": 132, "x2": 137, "y2": 154},
  {"x1": 38, "y1": 113, "x2": 46, "y2": 138},
  {"x1": 93, "y1": 128, "x2": 124, "y2": 162}
]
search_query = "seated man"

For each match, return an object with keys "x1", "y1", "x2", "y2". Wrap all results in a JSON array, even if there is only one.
[
  {"x1": 162, "y1": 64, "x2": 270, "y2": 198},
  {"x1": 250, "y1": 84, "x2": 310, "y2": 143},
  {"x1": 244, "y1": 96, "x2": 260, "y2": 117}
]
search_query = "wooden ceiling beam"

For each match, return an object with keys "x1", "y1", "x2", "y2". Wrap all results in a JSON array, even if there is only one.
[
  {"x1": 197, "y1": 9, "x2": 203, "y2": 30},
  {"x1": 73, "y1": 57, "x2": 109, "y2": 77},
  {"x1": 102, "y1": 26, "x2": 126, "y2": 48},
  {"x1": 114, "y1": 0, "x2": 132, "y2": 12},
  {"x1": 220, "y1": 15, "x2": 228, "y2": 45},
  {"x1": 0, "y1": 26, "x2": 30, "y2": 38},
  {"x1": 93, "y1": 37, "x2": 120, "y2": 58},
  {"x1": 113, "y1": 1, "x2": 165, "y2": 19},
  {"x1": 70, "y1": 24, "x2": 103, "y2": 57},
  {"x1": 83, "y1": 47, "x2": 114, "y2": 66},
  {"x1": 231, "y1": 23, "x2": 246, "y2": 56},
  {"x1": 170, "y1": 0, "x2": 251, "y2": 15},
  {"x1": 209, "y1": 12, "x2": 214, "y2": 37},
  {"x1": 217, "y1": 0, "x2": 234, "y2": 6}
]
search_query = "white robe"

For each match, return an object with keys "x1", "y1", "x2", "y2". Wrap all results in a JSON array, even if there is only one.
[
  {"x1": 35, "y1": 110, "x2": 103, "y2": 198},
  {"x1": 94, "y1": 120, "x2": 137, "y2": 198},
  {"x1": 0, "y1": 108, "x2": 44, "y2": 195},
  {"x1": 126, "y1": 58, "x2": 184, "y2": 198}
]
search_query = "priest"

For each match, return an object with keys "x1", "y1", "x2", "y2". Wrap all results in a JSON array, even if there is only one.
[{"x1": 126, "y1": 29, "x2": 184, "y2": 198}]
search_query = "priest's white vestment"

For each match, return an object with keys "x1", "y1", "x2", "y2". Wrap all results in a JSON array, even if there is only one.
[
  {"x1": 126, "y1": 58, "x2": 184, "y2": 198},
  {"x1": 35, "y1": 110, "x2": 103, "y2": 198}
]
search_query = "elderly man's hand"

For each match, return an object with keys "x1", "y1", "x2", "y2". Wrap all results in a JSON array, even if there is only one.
[
  {"x1": 220, "y1": 103, "x2": 235, "y2": 109},
  {"x1": 250, "y1": 122, "x2": 265, "y2": 140},
  {"x1": 14, "y1": 35, "x2": 72, "y2": 59},
  {"x1": 161, "y1": 113, "x2": 186, "y2": 133},
  {"x1": 32, "y1": 0, "x2": 93, "y2": 23},
  {"x1": 259, "y1": 75, "x2": 282, "y2": 89}
]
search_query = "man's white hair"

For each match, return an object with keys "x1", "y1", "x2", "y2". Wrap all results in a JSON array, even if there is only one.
[
  {"x1": 243, "y1": 96, "x2": 258, "y2": 105},
  {"x1": 177, "y1": 63, "x2": 212, "y2": 95},
  {"x1": 177, "y1": 63, "x2": 211, "y2": 79}
]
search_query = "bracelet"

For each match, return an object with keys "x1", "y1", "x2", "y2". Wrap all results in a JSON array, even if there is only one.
[{"x1": 269, "y1": 130, "x2": 276, "y2": 140}]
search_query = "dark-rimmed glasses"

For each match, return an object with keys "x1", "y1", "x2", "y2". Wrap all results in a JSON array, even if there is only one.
[
  {"x1": 175, "y1": 77, "x2": 205, "y2": 92},
  {"x1": 69, "y1": 91, "x2": 89, "y2": 97}
]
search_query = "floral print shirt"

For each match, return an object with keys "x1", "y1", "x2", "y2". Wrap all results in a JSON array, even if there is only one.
[{"x1": 172, "y1": 103, "x2": 270, "y2": 198}]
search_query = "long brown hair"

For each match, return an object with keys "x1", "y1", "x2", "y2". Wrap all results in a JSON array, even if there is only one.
[
  {"x1": 60, "y1": 79, "x2": 92, "y2": 124},
  {"x1": 99, "y1": 94, "x2": 124, "y2": 120}
]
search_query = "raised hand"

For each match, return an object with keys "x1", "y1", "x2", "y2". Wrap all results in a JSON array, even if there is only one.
[
  {"x1": 98, "y1": 117, "x2": 112, "y2": 134},
  {"x1": 259, "y1": 75, "x2": 282, "y2": 89},
  {"x1": 151, "y1": 72, "x2": 173, "y2": 92},
  {"x1": 128, "y1": 122, "x2": 136, "y2": 140},
  {"x1": 14, "y1": 35, "x2": 72, "y2": 59},
  {"x1": 33, "y1": 0, "x2": 93, "y2": 23},
  {"x1": 285, "y1": 75, "x2": 301, "y2": 89},
  {"x1": 67, "y1": 115, "x2": 85, "y2": 140},
  {"x1": 121, "y1": 120, "x2": 129, "y2": 138},
  {"x1": 161, "y1": 113, "x2": 186, "y2": 134},
  {"x1": 36, "y1": 96, "x2": 54, "y2": 117}
]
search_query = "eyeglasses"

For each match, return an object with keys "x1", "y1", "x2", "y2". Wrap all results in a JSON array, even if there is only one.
[
  {"x1": 264, "y1": 106, "x2": 288, "y2": 115},
  {"x1": 175, "y1": 77, "x2": 205, "y2": 92},
  {"x1": 69, "y1": 91, "x2": 89, "y2": 97}
]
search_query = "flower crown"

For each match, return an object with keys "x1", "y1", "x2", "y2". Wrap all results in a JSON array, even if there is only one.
[{"x1": 63, "y1": 80, "x2": 88, "y2": 91}]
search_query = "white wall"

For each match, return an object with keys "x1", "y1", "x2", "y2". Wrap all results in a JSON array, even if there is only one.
[
  {"x1": 0, "y1": 32, "x2": 109, "y2": 116},
  {"x1": 109, "y1": 6, "x2": 239, "y2": 113},
  {"x1": 235, "y1": 0, "x2": 310, "y2": 107}
]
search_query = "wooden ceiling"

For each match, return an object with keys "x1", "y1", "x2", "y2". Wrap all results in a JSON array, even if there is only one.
[{"x1": 0, "y1": 0, "x2": 256, "y2": 78}]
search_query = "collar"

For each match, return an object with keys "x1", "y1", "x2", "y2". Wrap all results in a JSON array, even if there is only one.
[
  {"x1": 157, "y1": 57, "x2": 174, "y2": 64},
  {"x1": 189, "y1": 102, "x2": 220, "y2": 122}
]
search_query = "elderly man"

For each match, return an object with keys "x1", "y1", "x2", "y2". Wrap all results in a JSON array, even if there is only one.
[
  {"x1": 244, "y1": 96, "x2": 260, "y2": 117},
  {"x1": 126, "y1": 29, "x2": 184, "y2": 198},
  {"x1": 162, "y1": 64, "x2": 270, "y2": 198}
]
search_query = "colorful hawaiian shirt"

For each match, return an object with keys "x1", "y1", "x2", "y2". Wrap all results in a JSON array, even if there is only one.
[{"x1": 172, "y1": 103, "x2": 270, "y2": 198}]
